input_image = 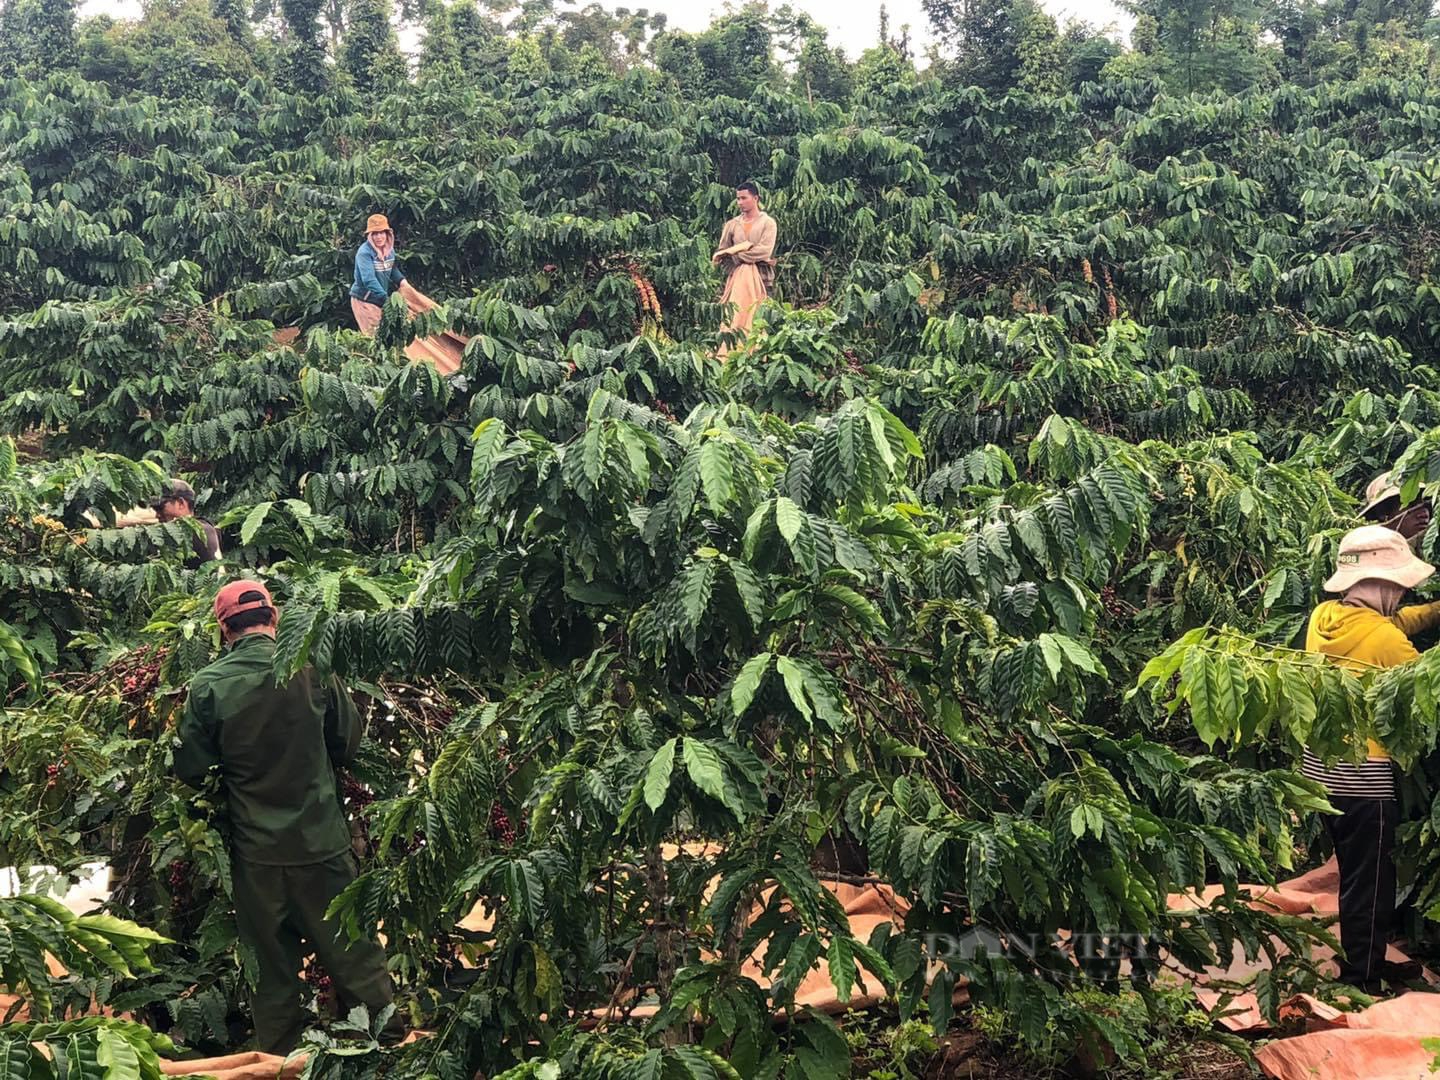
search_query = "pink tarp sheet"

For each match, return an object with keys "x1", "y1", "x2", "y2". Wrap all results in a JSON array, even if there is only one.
[{"x1": 350, "y1": 282, "x2": 467, "y2": 376}]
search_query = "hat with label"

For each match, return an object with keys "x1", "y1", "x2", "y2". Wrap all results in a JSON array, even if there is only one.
[
  {"x1": 214, "y1": 579, "x2": 275, "y2": 623},
  {"x1": 1360, "y1": 470, "x2": 1403, "y2": 520},
  {"x1": 1324, "y1": 525, "x2": 1435, "y2": 593}
]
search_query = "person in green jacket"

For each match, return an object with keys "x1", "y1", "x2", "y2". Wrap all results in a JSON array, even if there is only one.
[{"x1": 174, "y1": 580, "x2": 394, "y2": 1053}]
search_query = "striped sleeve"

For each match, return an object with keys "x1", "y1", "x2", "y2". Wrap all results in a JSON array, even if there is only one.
[{"x1": 1301, "y1": 749, "x2": 1395, "y2": 799}]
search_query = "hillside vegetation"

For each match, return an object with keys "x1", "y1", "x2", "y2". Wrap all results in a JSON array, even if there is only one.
[{"x1": 8, "y1": 2, "x2": 1440, "y2": 1077}]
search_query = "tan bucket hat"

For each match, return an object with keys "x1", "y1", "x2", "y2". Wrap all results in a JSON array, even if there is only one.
[
  {"x1": 365, "y1": 213, "x2": 392, "y2": 235},
  {"x1": 1360, "y1": 470, "x2": 1402, "y2": 519},
  {"x1": 1324, "y1": 524, "x2": 1435, "y2": 593}
]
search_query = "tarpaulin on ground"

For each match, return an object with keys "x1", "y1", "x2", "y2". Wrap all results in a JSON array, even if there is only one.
[
  {"x1": 1255, "y1": 992, "x2": 1440, "y2": 1080},
  {"x1": 350, "y1": 281, "x2": 467, "y2": 376},
  {"x1": 159, "y1": 1051, "x2": 305, "y2": 1080},
  {"x1": 1160, "y1": 856, "x2": 1440, "y2": 1079},
  {"x1": 1163, "y1": 857, "x2": 1434, "y2": 1038},
  {"x1": 16, "y1": 855, "x2": 1439, "y2": 1078},
  {"x1": 1165, "y1": 856, "x2": 1340, "y2": 917}
]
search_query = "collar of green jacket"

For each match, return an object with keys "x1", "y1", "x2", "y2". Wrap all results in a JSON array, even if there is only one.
[{"x1": 227, "y1": 631, "x2": 275, "y2": 654}]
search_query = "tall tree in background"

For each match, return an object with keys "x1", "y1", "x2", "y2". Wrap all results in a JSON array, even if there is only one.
[
  {"x1": 212, "y1": 0, "x2": 252, "y2": 46},
  {"x1": 1123, "y1": 0, "x2": 1272, "y2": 92},
  {"x1": 37, "y1": 0, "x2": 79, "y2": 67},
  {"x1": 342, "y1": 0, "x2": 406, "y2": 86},
  {"x1": 877, "y1": 2, "x2": 914, "y2": 58},
  {"x1": 420, "y1": 0, "x2": 459, "y2": 71},
  {"x1": 924, "y1": 0, "x2": 1062, "y2": 93},
  {"x1": 1014, "y1": 1, "x2": 1064, "y2": 93},
  {"x1": 280, "y1": 0, "x2": 330, "y2": 90},
  {"x1": 653, "y1": 6, "x2": 776, "y2": 100},
  {"x1": 773, "y1": 7, "x2": 853, "y2": 105},
  {"x1": 1265, "y1": 0, "x2": 1437, "y2": 84},
  {"x1": 555, "y1": 3, "x2": 665, "y2": 71},
  {"x1": 0, "y1": 0, "x2": 79, "y2": 76},
  {"x1": 453, "y1": 0, "x2": 506, "y2": 73},
  {"x1": 1061, "y1": 19, "x2": 1121, "y2": 88}
]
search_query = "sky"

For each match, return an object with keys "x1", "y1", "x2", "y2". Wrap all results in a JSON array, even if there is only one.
[{"x1": 79, "y1": 0, "x2": 1135, "y2": 51}]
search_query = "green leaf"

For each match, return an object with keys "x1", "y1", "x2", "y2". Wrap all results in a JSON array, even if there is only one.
[
  {"x1": 239, "y1": 501, "x2": 273, "y2": 546},
  {"x1": 644, "y1": 738, "x2": 678, "y2": 812},
  {"x1": 825, "y1": 935, "x2": 855, "y2": 1002},
  {"x1": 775, "y1": 655, "x2": 814, "y2": 724},
  {"x1": 775, "y1": 497, "x2": 803, "y2": 543},
  {"x1": 683, "y1": 739, "x2": 732, "y2": 811},
  {"x1": 699, "y1": 439, "x2": 735, "y2": 515},
  {"x1": 731, "y1": 652, "x2": 772, "y2": 717},
  {"x1": 96, "y1": 1027, "x2": 142, "y2": 1080},
  {"x1": 0, "y1": 621, "x2": 40, "y2": 691},
  {"x1": 530, "y1": 942, "x2": 563, "y2": 1012}
]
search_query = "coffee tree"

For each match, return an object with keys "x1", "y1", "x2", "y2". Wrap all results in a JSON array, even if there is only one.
[{"x1": 10, "y1": 27, "x2": 1440, "y2": 1079}]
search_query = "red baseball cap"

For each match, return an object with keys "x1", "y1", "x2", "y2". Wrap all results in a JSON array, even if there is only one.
[{"x1": 214, "y1": 579, "x2": 275, "y2": 623}]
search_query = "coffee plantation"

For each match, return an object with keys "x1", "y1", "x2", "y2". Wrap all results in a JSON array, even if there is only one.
[{"x1": 9, "y1": 2, "x2": 1440, "y2": 1077}]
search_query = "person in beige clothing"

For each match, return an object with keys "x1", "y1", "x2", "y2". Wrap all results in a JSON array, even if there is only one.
[{"x1": 712, "y1": 181, "x2": 777, "y2": 352}]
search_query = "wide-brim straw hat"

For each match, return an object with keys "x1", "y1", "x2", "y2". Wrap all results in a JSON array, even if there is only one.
[
  {"x1": 1324, "y1": 524, "x2": 1435, "y2": 592},
  {"x1": 1360, "y1": 470, "x2": 1403, "y2": 519},
  {"x1": 365, "y1": 213, "x2": 392, "y2": 236}
]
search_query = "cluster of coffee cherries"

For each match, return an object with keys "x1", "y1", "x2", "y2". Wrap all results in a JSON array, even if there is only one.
[
  {"x1": 304, "y1": 962, "x2": 335, "y2": 1012},
  {"x1": 487, "y1": 743, "x2": 520, "y2": 847},
  {"x1": 166, "y1": 858, "x2": 194, "y2": 912},
  {"x1": 489, "y1": 802, "x2": 517, "y2": 847},
  {"x1": 1099, "y1": 585, "x2": 1128, "y2": 619},
  {"x1": 340, "y1": 773, "x2": 375, "y2": 811},
  {"x1": 114, "y1": 645, "x2": 168, "y2": 699}
]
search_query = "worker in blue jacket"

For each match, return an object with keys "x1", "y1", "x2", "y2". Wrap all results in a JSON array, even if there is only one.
[{"x1": 350, "y1": 213, "x2": 407, "y2": 333}]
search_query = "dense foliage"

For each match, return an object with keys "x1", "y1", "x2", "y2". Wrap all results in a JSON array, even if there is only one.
[{"x1": 11, "y1": 1, "x2": 1440, "y2": 1077}]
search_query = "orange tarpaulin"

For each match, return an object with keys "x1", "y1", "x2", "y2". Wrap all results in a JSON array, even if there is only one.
[
  {"x1": 462, "y1": 858, "x2": 917, "y2": 1023},
  {"x1": 350, "y1": 282, "x2": 468, "y2": 377},
  {"x1": 1165, "y1": 856, "x2": 1340, "y2": 918},
  {"x1": 1159, "y1": 857, "x2": 1440, "y2": 1079},
  {"x1": 159, "y1": 1052, "x2": 305, "y2": 1080},
  {"x1": 1255, "y1": 992, "x2": 1440, "y2": 1080}
]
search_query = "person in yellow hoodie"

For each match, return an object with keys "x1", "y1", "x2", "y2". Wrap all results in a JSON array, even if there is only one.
[{"x1": 1303, "y1": 524, "x2": 1440, "y2": 990}]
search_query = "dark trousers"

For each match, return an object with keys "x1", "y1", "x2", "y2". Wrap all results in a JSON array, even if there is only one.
[
  {"x1": 232, "y1": 851, "x2": 394, "y2": 1054},
  {"x1": 1322, "y1": 797, "x2": 1398, "y2": 985}
]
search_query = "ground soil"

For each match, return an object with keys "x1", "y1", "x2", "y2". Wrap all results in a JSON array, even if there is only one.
[{"x1": 911, "y1": 1029, "x2": 1252, "y2": 1079}]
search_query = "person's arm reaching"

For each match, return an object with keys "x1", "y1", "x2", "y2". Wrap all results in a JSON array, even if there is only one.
[
  {"x1": 1393, "y1": 600, "x2": 1440, "y2": 638},
  {"x1": 323, "y1": 675, "x2": 364, "y2": 766},
  {"x1": 354, "y1": 245, "x2": 389, "y2": 305},
  {"x1": 388, "y1": 257, "x2": 406, "y2": 290},
  {"x1": 173, "y1": 684, "x2": 221, "y2": 788}
]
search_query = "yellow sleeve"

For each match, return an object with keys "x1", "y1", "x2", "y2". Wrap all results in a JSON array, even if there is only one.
[
  {"x1": 1366, "y1": 623, "x2": 1422, "y2": 667},
  {"x1": 1393, "y1": 600, "x2": 1440, "y2": 638}
]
